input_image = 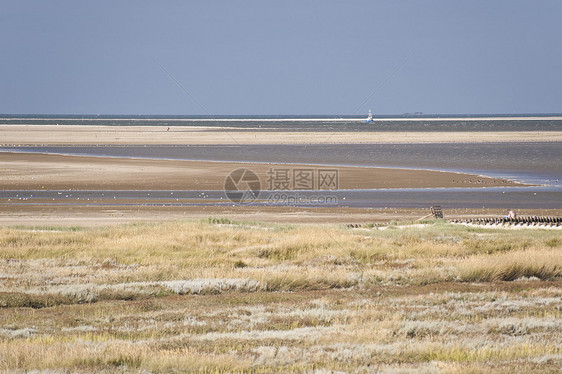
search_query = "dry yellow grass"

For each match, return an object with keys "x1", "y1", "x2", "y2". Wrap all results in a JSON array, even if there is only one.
[{"x1": 1, "y1": 219, "x2": 561, "y2": 372}]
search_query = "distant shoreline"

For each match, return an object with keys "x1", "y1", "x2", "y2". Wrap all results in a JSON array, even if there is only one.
[
  {"x1": 1, "y1": 115, "x2": 562, "y2": 122},
  {"x1": 1, "y1": 125, "x2": 560, "y2": 145}
]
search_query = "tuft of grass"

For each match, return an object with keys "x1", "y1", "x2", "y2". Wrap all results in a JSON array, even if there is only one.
[
  {"x1": 545, "y1": 238, "x2": 561, "y2": 248},
  {"x1": 8, "y1": 225, "x2": 84, "y2": 232},
  {"x1": 206, "y1": 217, "x2": 233, "y2": 225},
  {"x1": 0, "y1": 292, "x2": 73, "y2": 309},
  {"x1": 459, "y1": 249, "x2": 562, "y2": 282},
  {"x1": 233, "y1": 260, "x2": 248, "y2": 268}
]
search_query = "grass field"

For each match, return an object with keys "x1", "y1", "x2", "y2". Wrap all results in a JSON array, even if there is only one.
[{"x1": 1, "y1": 219, "x2": 561, "y2": 372}]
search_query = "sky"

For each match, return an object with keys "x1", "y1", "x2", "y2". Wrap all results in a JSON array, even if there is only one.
[{"x1": 1, "y1": 1, "x2": 561, "y2": 116}]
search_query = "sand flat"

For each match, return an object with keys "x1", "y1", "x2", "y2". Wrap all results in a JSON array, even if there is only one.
[
  {"x1": 0, "y1": 152, "x2": 521, "y2": 191},
  {"x1": 1, "y1": 125, "x2": 561, "y2": 144}
]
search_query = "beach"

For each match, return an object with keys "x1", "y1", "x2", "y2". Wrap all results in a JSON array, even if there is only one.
[
  {"x1": 1, "y1": 148, "x2": 540, "y2": 227},
  {"x1": 1, "y1": 121, "x2": 560, "y2": 226},
  {"x1": 0, "y1": 152, "x2": 521, "y2": 191}
]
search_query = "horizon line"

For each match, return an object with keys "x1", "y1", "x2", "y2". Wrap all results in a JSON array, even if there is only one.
[{"x1": 1, "y1": 112, "x2": 562, "y2": 119}]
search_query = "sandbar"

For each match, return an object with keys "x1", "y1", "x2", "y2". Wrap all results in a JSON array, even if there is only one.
[
  {"x1": 1, "y1": 125, "x2": 561, "y2": 145},
  {"x1": 0, "y1": 152, "x2": 521, "y2": 191}
]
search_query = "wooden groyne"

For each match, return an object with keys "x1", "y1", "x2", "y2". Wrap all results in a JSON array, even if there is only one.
[
  {"x1": 346, "y1": 216, "x2": 561, "y2": 229},
  {"x1": 450, "y1": 216, "x2": 561, "y2": 227}
]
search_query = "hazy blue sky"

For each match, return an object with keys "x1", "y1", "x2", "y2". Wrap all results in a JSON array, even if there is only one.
[{"x1": 1, "y1": 1, "x2": 561, "y2": 115}]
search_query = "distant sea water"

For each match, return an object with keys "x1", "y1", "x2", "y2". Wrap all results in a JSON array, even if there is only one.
[{"x1": 0, "y1": 114, "x2": 561, "y2": 132}]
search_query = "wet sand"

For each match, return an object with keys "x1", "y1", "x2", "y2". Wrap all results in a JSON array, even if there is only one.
[
  {"x1": 0, "y1": 151, "x2": 551, "y2": 226},
  {"x1": 1, "y1": 125, "x2": 561, "y2": 145},
  {"x1": 0, "y1": 152, "x2": 521, "y2": 191}
]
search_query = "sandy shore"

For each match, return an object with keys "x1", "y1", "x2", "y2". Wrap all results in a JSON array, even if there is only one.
[
  {"x1": 1, "y1": 125, "x2": 561, "y2": 145},
  {"x1": 0, "y1": 152, "x2": 521, "y2": 191}
]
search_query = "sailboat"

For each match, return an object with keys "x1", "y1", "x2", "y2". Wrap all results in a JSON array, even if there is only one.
[{"x1": 365, "y1": 110, "x2": 374, "y2": 123}]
